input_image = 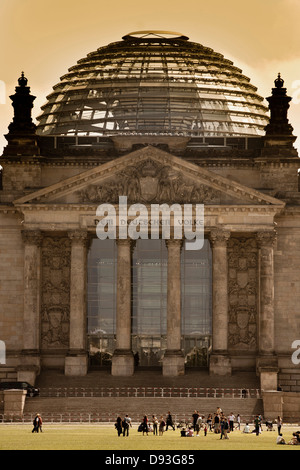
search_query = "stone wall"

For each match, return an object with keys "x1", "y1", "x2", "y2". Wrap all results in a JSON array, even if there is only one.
[
  {"x1": 0, "y1": 391, "x2": 4, "y2": 414},
  {"x1": 263, "y1": 391, "x2": 300, "y2": 422},
  {"x1": 0, "y1": 214, "x2": 24, "y2": 358},
  {"x1": 279, "y1": 371, "x2": 300, "y2": 392},
  {"x1": 274, "y1": 211, "x2": 300, "y2": 375}
]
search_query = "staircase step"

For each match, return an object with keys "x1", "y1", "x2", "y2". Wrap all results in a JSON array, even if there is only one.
[{"x1": 23, "y1": 396, "x2": 263, "y2": 423}]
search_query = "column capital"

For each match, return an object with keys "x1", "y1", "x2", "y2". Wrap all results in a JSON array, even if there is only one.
[
  {"x1": 21, "y1": 229, "x2": 43, "y2": 246},
  {"x1": 209, "y1": 228, "x2": 231, "y2": 246},
  {"x1": 68, "y1": 229, "x2": 88, "y2": 245},
  {"x1": 256, "y1": 230, "x2": 277, "y2": 248},
  {"x1": 165, "y1": 238, "x2": 183, "y2": 250},
  {"x1": 116, "y1": 238, "x2": 136, "y2": 253}
]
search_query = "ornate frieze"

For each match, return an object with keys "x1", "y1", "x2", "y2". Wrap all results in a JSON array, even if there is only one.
[
  {"x1": 227, "y1": 237, "x2": 258, "y2": 351},
  {"x1": 77, "y1": 158, "x2": 222, "y2": 204},
  {"x1": 210, "y1": 228, "x2": 231, "y2": 246},
  {"x1": 21, "y1": 229, "x2": 43, "y2": 246},
  {"x1": 41, "y1": 237, "x2": 71, "y2": 349},
  {"x1": 256, "y1": 230, "x2": 277, "y2": 248}
]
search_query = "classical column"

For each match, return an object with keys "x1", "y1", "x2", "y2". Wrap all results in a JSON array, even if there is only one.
[
  {"x1": 256, "y1": 231, "x2": 278, "y2": 390},
  {"x1": 20, "y1": 230, "x2": 43, "y2": 383},
  {"x1": 209, "y1": 228, "x2": 232, "y2": 376},
  {"x1": 65, "y1": 230, "x2": 88, "y2": 376},
  {"x1": 111, "y1": 238, "x2": 135, "y2": 376},
  {"x1": 162, "y1": 238, "x2": 185, "y2": 377}
]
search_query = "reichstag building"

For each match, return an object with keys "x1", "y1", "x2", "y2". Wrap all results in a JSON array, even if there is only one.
[{"x1": 0, "y1": 31, "x2": 299, "y2": 392}]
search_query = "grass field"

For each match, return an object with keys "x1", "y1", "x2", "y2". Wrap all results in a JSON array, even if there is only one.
[{"x1": 0, "y1": 424, "x2": 300, "y2": 451}]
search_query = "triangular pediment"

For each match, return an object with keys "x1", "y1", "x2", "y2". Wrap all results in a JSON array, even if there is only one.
[{"x1": 14, "y1": 146, "x2": 285, "y2": 208}]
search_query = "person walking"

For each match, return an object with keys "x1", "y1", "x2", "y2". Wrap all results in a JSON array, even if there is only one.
[
  {"x1": 214, "y1": 413, "x2": 220, "y2": 434},
  {"x1": 254, "y1": 416, "x2": 260, "y2": 436},
  {"x1": 166, "y1": 411, "x2": 175, "y2": 431},
  {"x1": 122, "y1": 414, "x2": 131, "y2": 437},
  {"x1": 159, "y1": 416, "x2": 165, "y2": 436},
  {"x1": 152, "y1": 415, "x2": 159, "y2": 435},
  {"x1": 142, "y1": 415, "x2": 149, "y2": 436},
  {"x1": 277, "y1": 416, "x2": 283, "y2": 436},
  {"x1": 236, "y1": 414, "x2": 241, "y2": 431},
  {"x1": 192, "y1": 410, "x2": 199, "y2": 431},
  {"x1": 32, "y1": 414, "x2": 42, "y2": 433},
  {"x1": 116, "y1": 416, "x2": 123, "y2": 437},
  {"x1": 228, "y1": 413, "x2": 235, "y2": 432},
  {"x1": 220, "y1": 417, "x2": 229, "y2": 440},
  {"x1": 196, "y1": 415, "x2": 203, "y2": 436},
  {"x1": 207, "y1": 414, "x2": 213, "y2": 432}
]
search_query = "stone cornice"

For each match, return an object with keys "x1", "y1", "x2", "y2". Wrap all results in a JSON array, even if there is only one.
[
  {"x1": 13, "y1": 146, "x2": 286, "y2": 208},
  {"x1": 13, "y1": 203, "x2": 284, "y2": 214}
]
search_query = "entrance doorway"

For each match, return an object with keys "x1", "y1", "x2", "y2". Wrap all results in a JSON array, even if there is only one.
[{"x1": 87, "y1": 238, "x2": 212, "y2": 369}]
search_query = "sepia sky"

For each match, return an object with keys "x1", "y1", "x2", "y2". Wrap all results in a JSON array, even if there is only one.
[{"x1": 0, "y1": 0, "x2": 300, "y2": 154}]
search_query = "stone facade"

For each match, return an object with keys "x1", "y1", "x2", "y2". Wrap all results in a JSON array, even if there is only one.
[{"x1": 0, "y1": 70, "x2": 300, "y2": 391}]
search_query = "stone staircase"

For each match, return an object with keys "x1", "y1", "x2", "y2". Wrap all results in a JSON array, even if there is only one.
[
  {"x1": 24, "y1": 396, "x2": 263, "y2": 424},
  {"x1": 22, "y1": 369, "x2": 263, "y2": 423}
]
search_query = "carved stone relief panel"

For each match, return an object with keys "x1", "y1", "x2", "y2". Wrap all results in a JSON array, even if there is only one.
[
  {"x1": 41, "y1": 237, "x2": 71, "y2": 349},
  {"x1": 228, "y1": 236, "x2": 258, "y2": 351},
  {"x1": 77, "y1": 158, "x2": 222, "y2": 204}
]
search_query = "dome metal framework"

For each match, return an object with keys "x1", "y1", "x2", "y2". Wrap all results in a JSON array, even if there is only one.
[{"x1": 37, "y1": 32, "x2": 269, "y2": 138}]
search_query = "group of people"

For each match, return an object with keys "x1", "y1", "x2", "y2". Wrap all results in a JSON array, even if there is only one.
[
  {"x1": 115, "y1": 408, "x2": 296, "y2": 443},
  {"x1": 115, "y1": 412, "x2": 176, "y2": 437},
  {"x1": 32, "y1": 414, "x2": 43, "y2": 433},
  {"x1": 115, "y1": 414, "x2": 132, "y2": 437},
  {"x1": 115, "y1": 408, "x2": 240, "y2": 438},
  {"x1": 188, "y1": 408, "x2": 240, "y2": 439}
]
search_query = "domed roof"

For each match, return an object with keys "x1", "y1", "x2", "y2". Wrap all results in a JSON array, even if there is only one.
[{"x1": 36, "y1": 31, "x2": 269, "y2": 138}]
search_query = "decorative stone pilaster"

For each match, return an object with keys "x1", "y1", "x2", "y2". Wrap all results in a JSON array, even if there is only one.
[
  {"x1": 256, "y1": 231, "x2": 277, "y2": 355},
  {"x1": 112, "y1": 239, "x2": 135, "y2": 376},
  {"x1": 162, "y1": 238, "x2": 185, "y2": 377},
  {"x1": 21, "y1": 230, "x2": 43, "y2": 379},
  {"x1": 209, "y1": 228, "x2": 232, "y2": 376},
  {"x1": 65, "y1": 230, "x2": 88, "y2": 376},
  {"x1": 256, "y1": 230, "x2": 278, "y2": 389}
]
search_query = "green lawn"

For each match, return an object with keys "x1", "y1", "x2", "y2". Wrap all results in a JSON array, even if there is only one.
[{"x1": 0, "y1": 424, "x2": 300, "y2": 451}]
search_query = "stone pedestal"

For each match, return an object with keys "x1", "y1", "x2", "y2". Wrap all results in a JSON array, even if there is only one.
[
  {"x1": 209, "y1": 229, "x2": 232, "y2": 376},
  {"x1": 257, "y1": 355, "x2": 279, "y2": 391},
  {"x1": 112, "y1": 239, "x2": 134, "y2": 376},
  {"x1": 112, "y1": 350, "x2": 134, "y2": 377},
  {"x1": 163, "y1": 350, "x2": 185, "y2": 377},
  {"x1": 163, "y1": 239, "x2": 185, "y2": 377},
  {"x1": 17, "y1": 365, "x2": 39, "y2": 385},
  {"x1": 65, "y1": 230, "x2": 88, "y2": 376},
  {"x1": 4, "y1": 390, "x2": 27, "y2": 420},
  {"x1": 65, "y1": 354, "x2": 88, "y2": 377},
  {"x1": 209, "y1": 353, "x2": 232, "y2": 377},
  {"x1": 262, "y1": 391, "x2": 284, "y2": 420}
]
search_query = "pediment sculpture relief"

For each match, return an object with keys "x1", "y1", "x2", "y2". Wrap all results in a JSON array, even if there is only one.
[{"x1": 77, "y1": 159, "x2": 222, "y2": 204}]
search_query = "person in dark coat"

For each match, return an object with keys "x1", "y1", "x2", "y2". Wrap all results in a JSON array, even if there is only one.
[
  {"x1": 32, "y1": 414, "x2": 42, "y2": 433},
  {"x1": 166, "y1": 411, "x2": 175, "y2": 431},
  {"x1": 115, "y1": 416, "x2": 122, "y2": 436}
]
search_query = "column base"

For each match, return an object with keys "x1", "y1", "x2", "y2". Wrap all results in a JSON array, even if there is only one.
[
  {"x1": 17, "y1": 365, "x2": 40, "y2": 386},
  {"x1": 18, "y1": 351, "x2": 41, "y2": 385},
  {"x1": 65, "y1": 353, "x2": 88, "y2": 376},
  {"x1": 209, "y1": 353, "x2": 232, "y2": 377},
  {"x1": 111, "y1": 350, "x2": 134, "y2": 376},
  {"x1": 162, "y1": 350, "x2": 185, "y2": 377},
  {"x1": 257, "y1": 355, "x2": 278, "y2": 391}
]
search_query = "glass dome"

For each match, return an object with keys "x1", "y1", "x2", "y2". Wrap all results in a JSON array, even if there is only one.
[{"x1": 36, "y1": 31, "x2": 269, "y2": 138}]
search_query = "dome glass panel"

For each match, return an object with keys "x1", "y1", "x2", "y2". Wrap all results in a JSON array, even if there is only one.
[{"x1": 37, "y1": 32, "x2": 269, "y2": 137}]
